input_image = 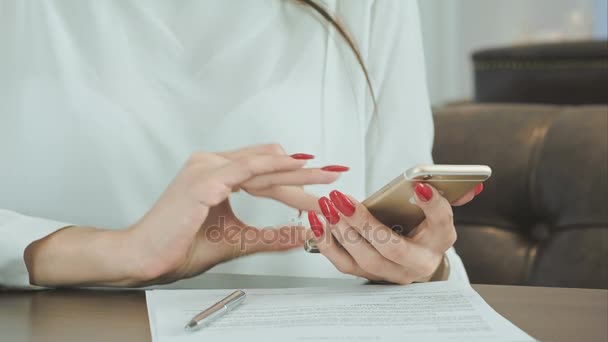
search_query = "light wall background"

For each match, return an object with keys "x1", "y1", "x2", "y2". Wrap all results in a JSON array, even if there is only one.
[{"x1": 418, "y1": 0, "x2": 608, "y2": 105}]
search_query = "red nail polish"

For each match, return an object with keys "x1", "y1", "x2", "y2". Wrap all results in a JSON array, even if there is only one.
[
  {"x1": 474, "y1": 183, "x2": 484, "y2": 196},
  {"x1": 308, "y1": 211, "x2": 324, "y2": 238},
  {"x1": 321, "y1": 165, "x2": 350, "y2": 172},
  {"x1": 329, "y1": 190, "x2": 355, "y2": 217},
  {"x1": 291, "y1": 153, "x2": 315, "y2": 160},
  {"x1": 414, "y1": 183, "x2": 433, "y2": 202},
  {"x1": 318, "y1": 197, "x2": 340, "y2": 224}
]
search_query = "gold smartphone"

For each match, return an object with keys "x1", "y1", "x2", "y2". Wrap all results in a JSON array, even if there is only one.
[{"x1": 304, "y1": 164, "x2": 492, "y2": 253}]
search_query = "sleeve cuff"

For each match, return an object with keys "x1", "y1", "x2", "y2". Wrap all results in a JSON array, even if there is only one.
[{"x1": 445, "y1": 246, "x2": 470, "y2": 284}]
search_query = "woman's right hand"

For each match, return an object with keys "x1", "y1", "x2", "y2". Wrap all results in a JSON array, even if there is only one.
[
  {"x1": 128, "y1": 144, "x2": 343, "y2": 285},
  {"x1": 25, "y1": 144, "x2": 342, "y2": 287}
]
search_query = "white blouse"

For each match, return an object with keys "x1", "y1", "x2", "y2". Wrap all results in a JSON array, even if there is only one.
[{"x1": 0, "y1": 0, "x2": 467, "y2": 288}]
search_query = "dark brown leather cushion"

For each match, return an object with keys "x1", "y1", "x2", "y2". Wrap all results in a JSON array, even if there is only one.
[
  {"x1": 432, "y1": 104, "x2": 608, "y2": 289},
  {"x1": 473, "y1": 41, "x2": 608, "y2": 105}
]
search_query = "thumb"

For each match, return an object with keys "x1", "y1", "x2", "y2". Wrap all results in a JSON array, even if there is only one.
[{"x1": 238, "y1": 225, "x2": 310, "y2": 256}]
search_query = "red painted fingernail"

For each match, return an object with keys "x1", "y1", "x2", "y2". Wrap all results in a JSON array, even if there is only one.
[
  {"x1": 414, "y1": 183, "x2": 433, "y2": 202},
  {"x1": 308, "y1": 211, "x2": 324, "y2": 238},
  {"x1": 474, "y1": 183, "x2": 484, "y2": 196},
  {"x1": 329, "y1": 190, "x2": 355, "y2": 217},
  {"x1": 291, "y1": 153, "x2": 315, "y2": 160},
  {"x1": 318, "y1": 197, "x2": 340, "y2": 224},
  {"x1": 321, "y1": 165, "x2": 350, "y2": 172}
]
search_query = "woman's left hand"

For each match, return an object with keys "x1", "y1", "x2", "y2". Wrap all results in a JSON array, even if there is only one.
[{"x1": 308, "y1": 183, "x2": 483, "y2": 284}]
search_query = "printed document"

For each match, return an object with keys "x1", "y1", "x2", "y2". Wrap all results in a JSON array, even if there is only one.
[{"x1": 146, "y1": 282, "x2": 535, "y2": 342}]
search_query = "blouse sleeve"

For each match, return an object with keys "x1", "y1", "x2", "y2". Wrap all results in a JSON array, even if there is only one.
[
  {"x1": 363, "y1": 0, "x2": 468, "y2": 283},
  {"x1": 0, "y1": 209, "x2": 71, "y2": 289}
]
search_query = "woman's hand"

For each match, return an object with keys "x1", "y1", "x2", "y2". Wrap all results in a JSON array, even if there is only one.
[
  {"x1": 130, "y1": 144, "x2": 344, "y2": 285},
  {"x1": 308, "y1": 183, "x2": 483, "y2": 284},
  {"x1": 25, "y1": 144, "x2": 344, "y2": 287}
]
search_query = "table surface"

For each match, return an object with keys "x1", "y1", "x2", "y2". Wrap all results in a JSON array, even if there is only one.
[{"x1": 1, "y1": 273, "x2": 607, "y2": 342}]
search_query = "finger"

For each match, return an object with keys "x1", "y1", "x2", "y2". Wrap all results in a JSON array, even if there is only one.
[
  {"x1": 218, "y1": 145, "x2": 317, "y2": 165},
  {"x1": 327, "y1": 192, "x2": 435, "y2": 281},
  {"x1": 215, "y1": 145, "x2": 316, "y2": 195},
  {"x1": 451, "y1": 188, "x2": 476, "y2": 206},
  {"x1": 239, "y1": 225, "x2": 309, "y2": 256},
  {"x1": 243, "y1": 167, "x2": 340, "y2": 212},
  {"x1": 324, "y1": 215, "x2": 413, "y2": 283},
  {"x1": 242, "y1": 168, "x2": 341, "y2": 190},
  {"x1": 452, "y1": 183, "x2": 484, "y2": 206},
  {"x1": 411, "y1": 183, "x2": 457, "y2": 251},
  {"x1": 192, "y1": 155, "x2": 306, "y2": 206},
  {"x1": 451, "y1": 190, "x2": 474, "y2": 206},
  {"x1": 308, "y1": 211, "x2": 378, "y2": 280},
  {"x1": 217, "y1": 143, "x2": 287, "y2": 160},
  {"x1": 254, "y1": 186, "x2": 321, "y2": 211},
  {"x1": 214, "y1": 155, "x2": 307, "y2": 187}
]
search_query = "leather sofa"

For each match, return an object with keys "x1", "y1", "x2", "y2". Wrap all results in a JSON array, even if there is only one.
[{"x1": 432, "y1": 41, "x2": 608, "y2": 289}]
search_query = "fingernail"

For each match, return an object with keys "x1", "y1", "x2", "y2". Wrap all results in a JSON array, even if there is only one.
[
  {"x1": 414, "y1": 183, "x2": 433, "y2": 202},
  {"x1": 308, "y1": 211, "x2": 324, "y2": 238},
  {"x1": 329, "y1": 190, "x2": 355, "y2": 217},
  {"x1": 318, "y1": 197, "x2": 340, "y2": 224},
  {"x1": 321, "y1": 165, "x2": 350, "y2": 172},
  {"x1": 291, "y1": 153, "x2": 315, "y2": 160},
  {"x1": 474, "y1": 183, "x2": 484, "y2": 196}
]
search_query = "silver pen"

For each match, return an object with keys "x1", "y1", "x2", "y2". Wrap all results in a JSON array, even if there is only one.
[{"x1": 184, "y1": 290, "x2": 246, "y2": 332}]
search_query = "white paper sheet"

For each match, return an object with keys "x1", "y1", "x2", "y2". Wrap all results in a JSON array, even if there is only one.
[{"x1": 146, "y1": 282, "x2": 536, "y2": 342}]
